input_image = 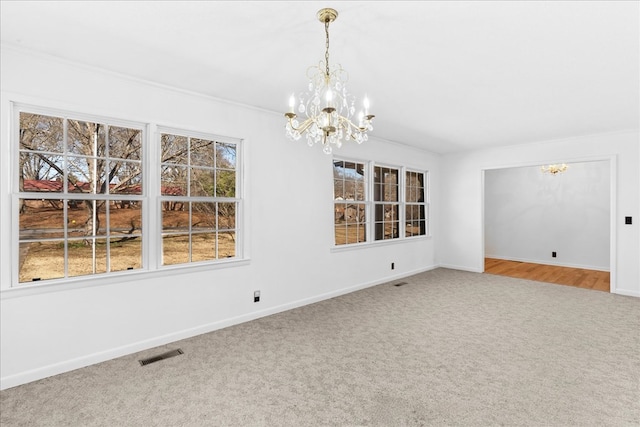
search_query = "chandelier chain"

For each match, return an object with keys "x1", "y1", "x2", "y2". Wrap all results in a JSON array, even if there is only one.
[{"x1": 324, "y1": 20, "x2": 330, "y2": 77}]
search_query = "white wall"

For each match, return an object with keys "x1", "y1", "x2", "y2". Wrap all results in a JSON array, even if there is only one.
[
  {"x1": 484, "y1": 161, "x2": 610, "y2": 270},
  {"x1": 440, "y1": 132, "x2": 639, "y2": 297},
  {"x1": 0, "y1": 47, "x2": 440, "y2": 389}
]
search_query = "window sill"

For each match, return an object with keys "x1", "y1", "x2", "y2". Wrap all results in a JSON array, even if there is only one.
[
  {"x1": 330, "y1": 234, "x2": 431, "y2": 253},
  {"x1": 0, "y1": 258, "x2": 251, "y2": 300}
]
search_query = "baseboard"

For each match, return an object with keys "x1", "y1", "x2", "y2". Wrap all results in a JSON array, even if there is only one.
[
  {"x1": 438, "y1": 263, "x2": 483, "y2": 273},
  {"x1": 0, "y1": 264, "x2": 438, "y2": 390},
  {"x1": 612, "y1": 289, "x2": 640, "y2": 298},
  {"x1": 485, "y1": 255, "x2": 610, "y2": 272}
]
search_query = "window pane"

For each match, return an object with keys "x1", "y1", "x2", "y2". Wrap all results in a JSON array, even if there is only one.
[
  {"x1": 20, "y1": 113, "x2": 64, "y2": 153},
  {"x1": 335, "y1": 225, "x2": 347, "y2": 245},
  {"x1": 191, "y1": 233, "x2": 216, "y2": 262},
  {"x1": 110, "y1": 238, "x2": 142, "y2": 272},
  {"x1": 190, "y1": 138, "x2": 215, "y2": 167},
  {"x1": 335, "y1": 224, "x2": 366, "y2": 245},
  {"x1": 68, "y1": 120, "x2": 106, "y2": 157},
  {"x1": 388, "y1": 205, "x2": 398, "y2": 221},
  {"x1": 109, "y1": 160, "x2": 142, "y2": 194},
  {"x1": 19, "y1": 241, "x2": 65, "y2": 282},
  {"x1": 346, "y1": 224, "x2": 366, "y2": 244},
  {"x1": 161, "y1": 199, "x2": 187, "y2": 215},
  {"x1": 19, "y1": 199, "x2": 65, "y2": 240},
  {"x1": 67, "y1": 156, "x2": 105, "y2": 194},
  {"x1": 345, "y1": 204, "x2": 365, "y2": 224},
  {"x1": 109, "y1": 126, "x2": 141, "y2": 160},
  {"x1": 161, "y1": 165, "x2": 188, "y2": 196},
  {"x1": 406, "y1": 204, "x2": 425, "y2": 237},
  {"x1": 386, "y1": 171, "x2": 398, "y2": 201},
  {"x1": 334, "y1": 160, "x2": 365, "y2": 204},
  {"x1": 161, "y1": 134, "x2": 188, "y2": 165},
  {"x1": 162, "y1": 234, "x2": 190, "y2": 265},
  {"x1": 216, "y1": 170, "x2": 236, "y2": 197},
  {"x1": 216, "y1": 143, "x2": 237, "y2": 169},
  {"x1": 375, "y1": 204, "x2": 399, "y2": 240},
  {"x1": 406, "y1": 220, "x2": 426, "y2": 237},
  {"x1": 110, "y1": 201, "x2": 142, "y2": 238},
  {"x1": 190, "y1": 168, "x2": 214, "y2": 197},
  {"x1": 219, "y1": 232, "x2": 236, "y2": 258},
  {"x1": 162, "y1": 204, "x2": 190, "y2": 233},
  {"x1": 192, "y1": 202, "x2": 216, "y2": 231},
  {"x1": 68, "y1": 201, "x2": 107, "y2": 238},
  {"x1": 334, "y1": 179, "x2": 345, "y2": 200},
  {"x1": 374, "y1": 166, "x2": 398, "y2": 202},
  {"x1": 354, "y1": 179, "x2": 365, "y2": 201},
  {"x1": 20, "y1": 153, "x2": 65, "y2": 188},
  {"x1": 67, "y1": 238, "x2": 108, "y2": 277},
  {"x1": 67, "y1": 200, "x2": 105, "y2": 238},
  {"x1": 346, "y1": 177, "x2": 364, "y2": 201},
  {"x1": 335, "y1": 202, "x2": 366, "y2": 245},
  {"x1": 375, "y1": 203, "x2": 392, "y2": 222},
  {"x1": 406, "y1": 171, "x2": 425, "y2": 203},
  {"x1": 218, "y1": 202, "x2": 236, "y2": 230},
  {"x1": 335, "y1": 203, "x2": 345, "y2": 224}
]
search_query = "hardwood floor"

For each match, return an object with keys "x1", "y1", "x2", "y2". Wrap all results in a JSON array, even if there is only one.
[{"x1": 484, "y1": 258, "x2": 610, "y2": 292}]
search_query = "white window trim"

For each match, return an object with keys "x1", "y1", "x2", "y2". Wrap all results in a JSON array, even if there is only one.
[
  {"x1": 4, "y1": 103, "x2": 247, "y2": 296},
  {"x1": 405, "y1": 168, "x2": 430, "y2": 239},
  {"x1": 156, "y1": 126, "x2": 244, "y2": 268},
  {"x1": 332, "y1": 156, "x2": 430, "y2": 251}
]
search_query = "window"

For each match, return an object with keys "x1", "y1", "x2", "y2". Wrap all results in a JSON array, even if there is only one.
[
  {"x1": 333, "y1": 158, "x2": 428, "y2": 246},
  {"x1": 17, "y1": 111, "x2": 143, "y2": 283},
  {"x1": 13, "y1": 105, "x2": 244, "y2": 288},
  {"x1": 374, "y1": 166, "x2": 399, "y2": 240},
  {"x1": 333, "y1": 160, "x2": 367, "y2": 245},
  {"x1": 160, "y1": 131, "x2": 239, "y2": 266},
  {"x1": 405, "y1": 170, "x2": 426, "y2": 237}
]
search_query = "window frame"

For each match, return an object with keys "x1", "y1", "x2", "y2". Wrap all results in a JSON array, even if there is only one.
[
  {"x1": 8, "y1": 103, "x2": 246, "y2": 292},
  {"x1": 157, "y1": 126, "x2": 243, "y2": 268},
  {"x1": 333, "y1": 159, "x2": 368, "y2": 245},
  {"x1": 404, "y1": 168, "x2": 428, "y2": 238},
  {"x1": 373, "y1": 164, "x2": 401, "y2": 241},
  {"x1": 332, "y1": 156, "x2": 429, "y2": 249}
]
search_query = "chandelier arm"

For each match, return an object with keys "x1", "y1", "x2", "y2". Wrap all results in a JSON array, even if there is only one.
[
  {"x1": 286, "y1": 116, "x2": 316, "y2": 134},
  {"x1": 339, "y1": 116, "x2": 373, "y2": 133}
]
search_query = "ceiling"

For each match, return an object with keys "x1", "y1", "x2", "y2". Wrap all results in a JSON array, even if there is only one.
[{"x1": 1, "y1": 1, "x2": 638, "y2": 154}]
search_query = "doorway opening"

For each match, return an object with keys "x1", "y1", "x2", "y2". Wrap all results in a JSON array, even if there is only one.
[{"x1": 483, "y1": 159, "x2": 612, "y2": 292}]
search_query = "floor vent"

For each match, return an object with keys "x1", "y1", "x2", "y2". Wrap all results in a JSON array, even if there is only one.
[
  {"x1": 394, "y1": 281, "x2": 408, "y2": 287},
  {"x1": 139, "y1": 349, "x2": 184, "y2": 366}
]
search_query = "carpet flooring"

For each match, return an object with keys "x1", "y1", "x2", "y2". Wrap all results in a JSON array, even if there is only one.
[{"x1": 1, "y1": 268, "x2": 639, "y2": 426}]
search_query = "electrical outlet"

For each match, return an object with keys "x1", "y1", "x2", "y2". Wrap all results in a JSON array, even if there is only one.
[
  {"x1": 254, "y1": 290, "x2": 260, "y2": 303},
  {"x1": 552, "y1": 252, "x2": 557, "y2": 258},
  {"x1": 625, "y1": 216, "x2": 632, "y2": 225},
  {"x1": 391, "y1": 262, "x2": 395, "y2": 270}
]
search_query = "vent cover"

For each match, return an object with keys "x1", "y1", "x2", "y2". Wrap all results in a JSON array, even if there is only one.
[
  {"x1": 139, "y1": 349, "x2": 184, "y2": 366},
  {"x1": 394, "y1": 282, "x2": 408, "y2": 287}
]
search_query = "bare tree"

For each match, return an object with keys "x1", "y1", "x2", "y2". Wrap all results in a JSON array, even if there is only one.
[{"x1": 20, "y1": 114, "x2": 142, "y2": 242}]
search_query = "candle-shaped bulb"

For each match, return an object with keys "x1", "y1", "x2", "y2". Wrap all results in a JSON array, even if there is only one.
[
  {"x1": 326, "y1": 88, "x2": 333, "y2": 106},
  {"x1": 363, "y1": 96, "x2": 370, "y2": 115},
  {"x1": 289, "y1": 94, "x2": 295, "y2": 113}
]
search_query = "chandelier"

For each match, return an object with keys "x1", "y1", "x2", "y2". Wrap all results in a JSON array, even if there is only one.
[
  {"x1": 285, "y1": 8, "x2": 375, "y2": 154},
  {"x1": 541, "y1": 163, "x2": 569, "y2": 175}
]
